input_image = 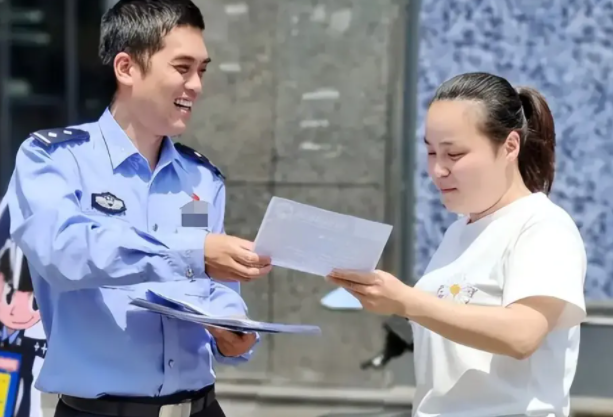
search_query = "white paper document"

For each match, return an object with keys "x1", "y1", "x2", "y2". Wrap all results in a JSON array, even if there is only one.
[{"x1": 254, "y1": 197, "x2": 393, "y2": 277}]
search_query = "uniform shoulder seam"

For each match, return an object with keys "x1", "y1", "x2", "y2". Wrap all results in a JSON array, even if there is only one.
[{"x1": 174, "y1": 142, "x2": 226, "y2": 180}]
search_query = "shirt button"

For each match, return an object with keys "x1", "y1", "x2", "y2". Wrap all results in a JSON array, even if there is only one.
[
  {"x1": 168, "y1": 359, "x2": 174, "y2": 368},
  {"x1": 152, "y1": 224, "x2": 158, "y2": 232},
  {"x1": 186, "y1": 267, "x2": 194, "y2": 278}
]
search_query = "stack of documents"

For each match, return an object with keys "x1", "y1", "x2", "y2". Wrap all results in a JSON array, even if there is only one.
[
  {"x1": 254, "y1": 197, "x2": 393, "y2": 277},
  {"x1": 130, "y1": 291, "x2": 321, "y2": 335}
]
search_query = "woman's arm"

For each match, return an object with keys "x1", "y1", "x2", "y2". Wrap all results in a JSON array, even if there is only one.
[
  {"x1": 329, "y1": 219, "x2": 586, "y2": 360},
  {"x1": 400, "y1": 287, "x2": 565, "y2": 359}
]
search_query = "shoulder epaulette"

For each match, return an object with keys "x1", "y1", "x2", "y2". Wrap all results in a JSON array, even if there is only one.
[
  {"x1": 30, "y1": 128, "x2": 90, "y2": 147},
  {"x1": 175, "y1": 142, "x2": 226, "y2": 180}
]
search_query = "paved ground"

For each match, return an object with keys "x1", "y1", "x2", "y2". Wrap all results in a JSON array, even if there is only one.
[{"x1": 218, "y1": 400, "x2": 410, "y2": 417}]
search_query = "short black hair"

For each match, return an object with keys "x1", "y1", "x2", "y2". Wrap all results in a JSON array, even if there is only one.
[{"x1": 99, "y1": 0, "x2": 205, "y2": 73}]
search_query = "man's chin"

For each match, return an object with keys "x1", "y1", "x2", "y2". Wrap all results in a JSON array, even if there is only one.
[{"x1": 166, "y1": 121, "x2": 188, "y2": 137}]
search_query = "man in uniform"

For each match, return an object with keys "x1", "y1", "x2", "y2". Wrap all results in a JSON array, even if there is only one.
[{"x1": 6, "y1": 1, "x2": 271, "y2": 416}]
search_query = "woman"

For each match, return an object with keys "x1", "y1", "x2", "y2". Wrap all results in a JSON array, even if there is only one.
[{"x1": 329, "y1": 72, "x2": 586, "y2": 417}]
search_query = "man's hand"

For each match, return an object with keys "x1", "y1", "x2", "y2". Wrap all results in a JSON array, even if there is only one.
[
  {"x1": 207, "y1": 326, "x2": 257, "y2": 357},
  {"x1": 204, "y1": 234, "x2": 272, "y2": 282}
]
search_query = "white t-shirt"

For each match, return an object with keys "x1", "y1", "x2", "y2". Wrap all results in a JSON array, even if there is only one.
[{"x1": 411, "y1": 192, "x2": 587, "y2": 417}]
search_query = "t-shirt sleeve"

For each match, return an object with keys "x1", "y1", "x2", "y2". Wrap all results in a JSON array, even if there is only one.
[{"x1": 502, "y1": 219, "x2": 587, "y2": 329}]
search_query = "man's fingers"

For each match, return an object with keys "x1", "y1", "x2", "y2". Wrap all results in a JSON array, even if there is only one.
[
  {"x1": 230, "y1": 259, "x2": 272, "y2": 279},
  {"x1": 235, "y1": 249, "x2": 271, "y2": 268},
  {"x1": 255, "y1": 255, "x2": 272, "y2": 266}
]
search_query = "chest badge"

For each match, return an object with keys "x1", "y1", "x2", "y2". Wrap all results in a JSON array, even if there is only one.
[
  {"x1": 92, "y1": 192, "x2": 127, "y2": 215},
  {"x1": 181, "y1": 195, "x2": 208, "y2": 228},
  {"x1": 436, "y1": 278, "x2": 478, "y2": 304}
]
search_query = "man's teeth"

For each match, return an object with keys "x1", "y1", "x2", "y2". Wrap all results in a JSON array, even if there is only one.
[{"x1": 174, "y1": 99, "x2": 192, "y2": 109}]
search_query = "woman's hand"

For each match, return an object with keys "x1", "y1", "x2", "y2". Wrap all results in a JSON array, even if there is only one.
[{"x1": 326, "y1": 269, "x2": 412, "y2": 316}]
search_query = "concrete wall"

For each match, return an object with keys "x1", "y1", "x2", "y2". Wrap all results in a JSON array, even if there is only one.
[{"x1": 183, "y1": 0, "x2": 406, "y2": 388}]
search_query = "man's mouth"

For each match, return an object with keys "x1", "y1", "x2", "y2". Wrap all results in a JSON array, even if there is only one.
[{"x1": 174, "y1": 99, "x2": 193, "y2": 111}]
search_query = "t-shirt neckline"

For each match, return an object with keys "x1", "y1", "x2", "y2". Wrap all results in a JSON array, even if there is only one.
[{"x1": 463, "y1": 192, "x2": 545, "y2": 229}]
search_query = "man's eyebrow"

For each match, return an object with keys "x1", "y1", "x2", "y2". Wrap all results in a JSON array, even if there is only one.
[{"x1": 172, "y1": 55, "x2": 212, "y2": 64}]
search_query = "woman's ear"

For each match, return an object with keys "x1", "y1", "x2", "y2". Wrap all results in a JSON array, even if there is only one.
[{"x1": 504, "y1": 131, "x2": 521, "y2": 161}]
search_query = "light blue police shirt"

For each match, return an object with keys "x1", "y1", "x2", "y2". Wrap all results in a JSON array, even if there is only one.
[{"x1": 7, "y1": 108, "x2": 258, "y2": 398}]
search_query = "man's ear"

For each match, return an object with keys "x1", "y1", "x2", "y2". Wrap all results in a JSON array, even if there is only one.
[{"x1": 113, "y1": 52, "x2": 136, "y2": 88}]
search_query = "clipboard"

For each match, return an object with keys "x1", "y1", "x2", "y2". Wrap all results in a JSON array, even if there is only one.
[{"x1": 0, "y1": 350, "x2": 21, "y2": 417}]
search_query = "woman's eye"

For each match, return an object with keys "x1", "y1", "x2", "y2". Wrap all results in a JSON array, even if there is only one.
[
  {"x1": 448, "y1": 153, "x2": 464, "y2": 159},
  {"x1": 175, "y1": 66, "x2": 190, "y2": 74}
]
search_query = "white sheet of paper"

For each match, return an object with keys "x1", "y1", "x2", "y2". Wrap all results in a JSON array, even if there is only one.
[{"x1": 253, "y1": 197, "x2": 393, "y2": 277}]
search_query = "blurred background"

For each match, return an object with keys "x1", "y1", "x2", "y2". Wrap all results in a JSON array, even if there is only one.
[{"x1": 1, "y1": 0, "x2": 613, "y2": 416}]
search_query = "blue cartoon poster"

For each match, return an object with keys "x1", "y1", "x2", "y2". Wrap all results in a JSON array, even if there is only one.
[{"x1": 0, "y1": 193, "x2": 46, "y2": 417}]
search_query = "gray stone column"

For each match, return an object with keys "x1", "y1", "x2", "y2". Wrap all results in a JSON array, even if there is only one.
[{"x1": 185, "y1": 0, "x2": 405, "y2": 388}]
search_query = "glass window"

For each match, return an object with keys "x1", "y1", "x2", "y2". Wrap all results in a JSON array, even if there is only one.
[
  {"x1": 9, "y1": 1, "x2": 66, "y2": 111},
  {"x1": 0, "y1": 0, "x2": 111, "y2": 188},
  {"x1": 77, "y1": 0, "x2": 115, "y2": 123}
]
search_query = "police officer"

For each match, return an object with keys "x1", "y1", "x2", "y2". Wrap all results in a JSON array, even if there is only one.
[{"x1": 7, "y1": 1, "x2": 271, "y2": 417}]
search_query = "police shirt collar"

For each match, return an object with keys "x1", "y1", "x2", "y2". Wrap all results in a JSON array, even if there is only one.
[{"x1": 98, "y1": 108, "x2": 187, "y2": 172}]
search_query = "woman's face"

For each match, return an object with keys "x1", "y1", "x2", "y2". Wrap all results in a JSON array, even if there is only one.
[{"x1": 425, "y1": 100, "x2": 518, "y2": 216}]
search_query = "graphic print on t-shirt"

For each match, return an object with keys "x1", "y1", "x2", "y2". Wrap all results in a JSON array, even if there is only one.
[{"x1": 436, "y1": 275, "x2": 478, "y2": 304}]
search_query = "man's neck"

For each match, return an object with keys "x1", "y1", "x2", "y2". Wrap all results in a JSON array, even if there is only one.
[{"x1": 110, "y1": 101, "x2": 164, "y2": 171}]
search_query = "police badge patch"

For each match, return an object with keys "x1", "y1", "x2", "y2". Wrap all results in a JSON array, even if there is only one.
[{"x1": 91, "y1": 192, "x2": 126, "y2": 215}]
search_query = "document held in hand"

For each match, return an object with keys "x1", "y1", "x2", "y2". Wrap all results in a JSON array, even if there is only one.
[
  {"x1": 253, "y1": 197, "x2": 393, "y2": 277},
  {"x1": 130, "y1": 290, "x2": 321, "y2": 335}
]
